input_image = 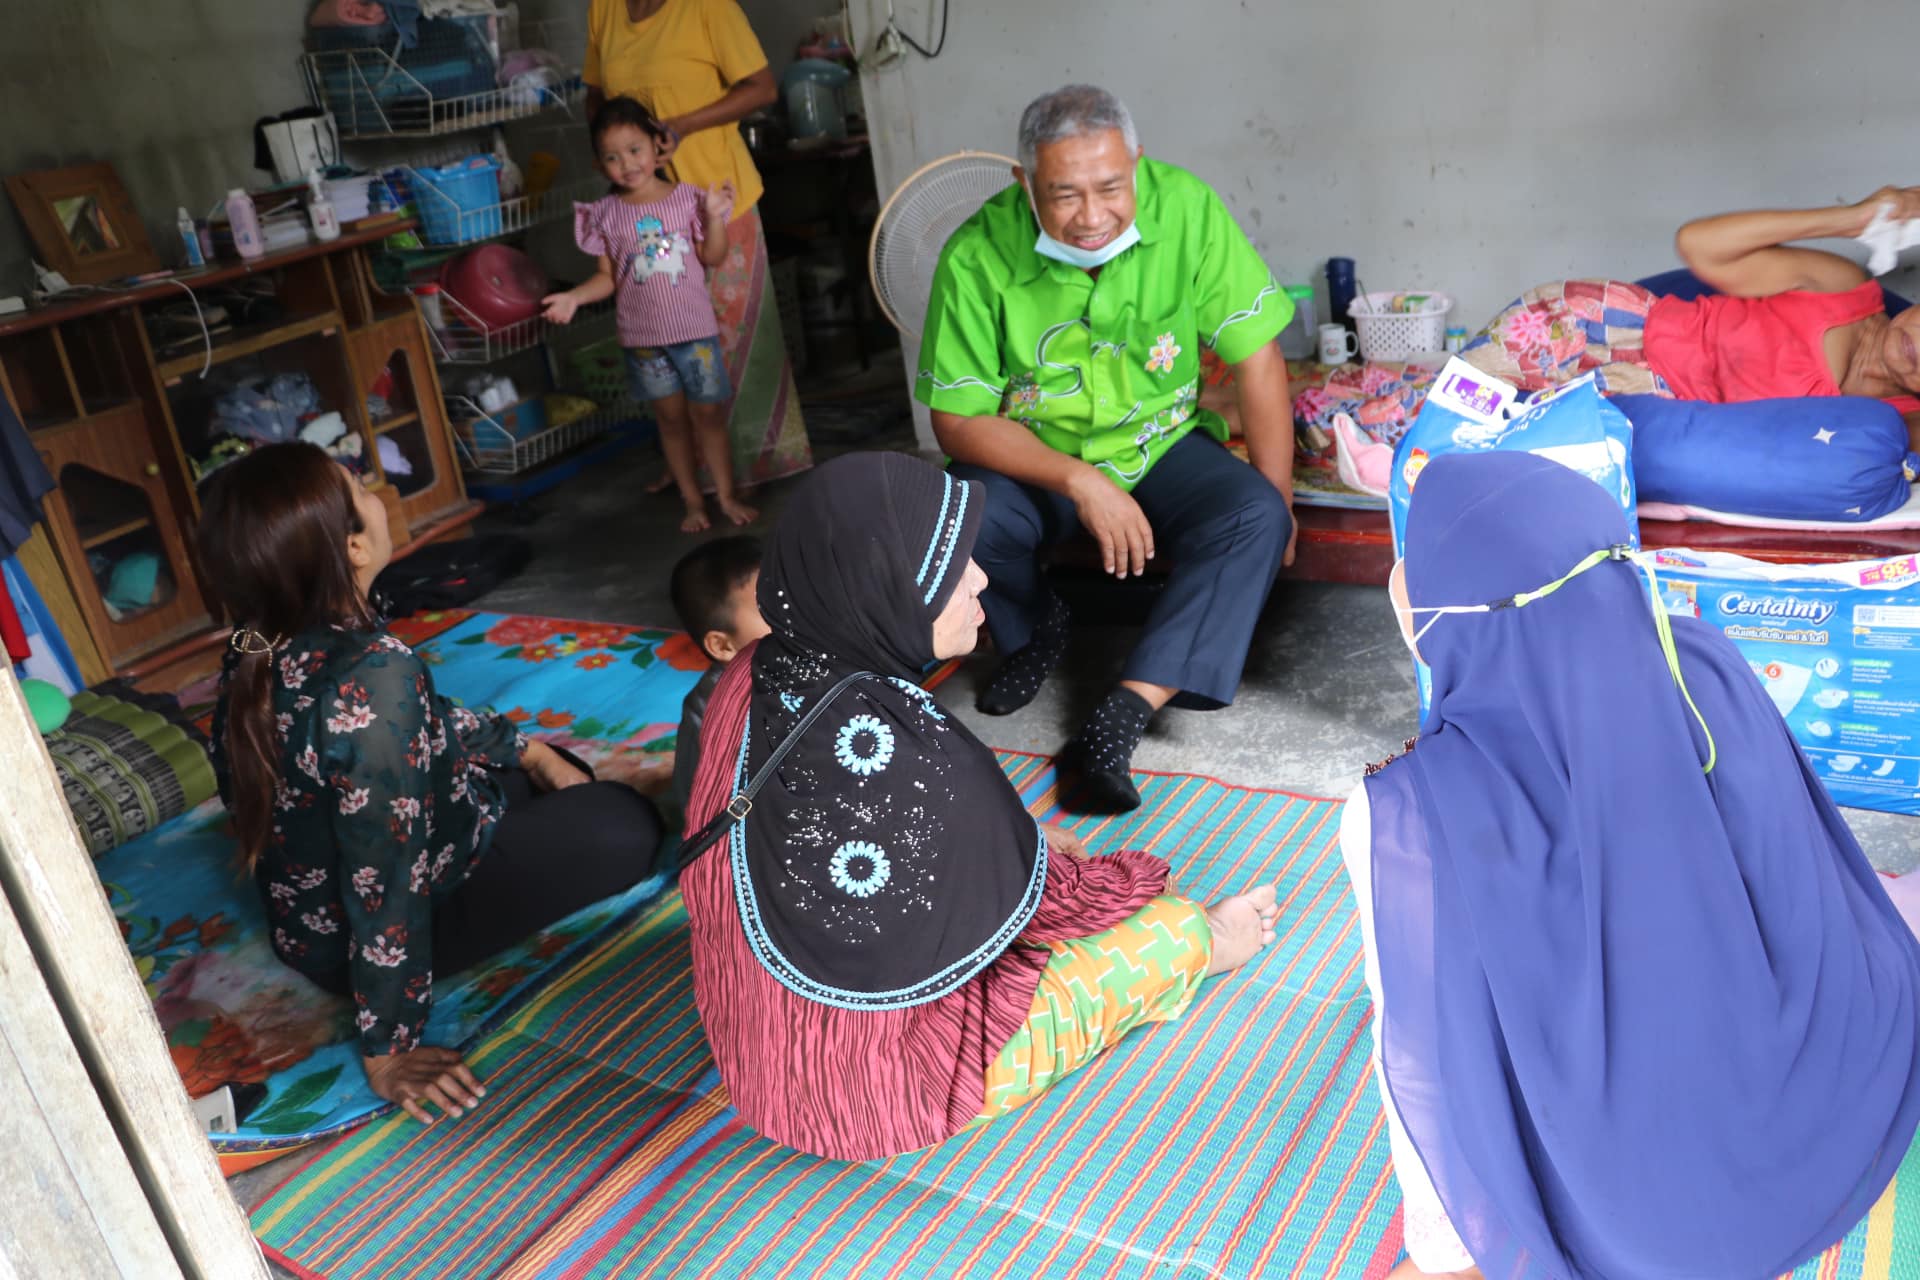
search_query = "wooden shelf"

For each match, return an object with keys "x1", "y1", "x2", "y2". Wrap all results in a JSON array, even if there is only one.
[
  {"x1": 156, "y1": 312, "x2": 342, "y2": 382},
  {"x1": 371, "y1": 410, "x2": 419, "y2": 436},
  {"x1": 77, "y1": 515, "x2": 153, "y2": 551},
  {"x1": 26, "y1": 400, "x2": 144, "y2": 438}
]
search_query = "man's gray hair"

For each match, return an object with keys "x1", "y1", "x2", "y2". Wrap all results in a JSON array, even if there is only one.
[{"x1": 1017, "y1": 85, "x2": 1138, "y2": 173}]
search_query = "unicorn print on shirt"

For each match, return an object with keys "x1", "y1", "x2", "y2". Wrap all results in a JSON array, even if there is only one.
[{"x1": 632, "y1": 215, "x2": 691, "y2": 285}]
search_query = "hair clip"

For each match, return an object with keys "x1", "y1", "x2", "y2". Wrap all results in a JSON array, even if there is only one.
[{"x1": 228, "y1": 627, "x2": 282, "y2": 655}]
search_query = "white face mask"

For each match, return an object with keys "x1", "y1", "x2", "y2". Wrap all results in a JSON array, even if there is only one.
[{"x1": 1025, "y1": 183, "x2": 1141, "y2": 270}]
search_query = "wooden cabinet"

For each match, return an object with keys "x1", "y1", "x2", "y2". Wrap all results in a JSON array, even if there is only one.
[
  {"x1": 347, "y1": 315, "x2": 465, "y2": 532},
  {"x1": 0, "y1": 226, "x2": 480, "y2": 686},
  {"x1": 34, "y1": 404, "x2": 208, "y2": 670}
]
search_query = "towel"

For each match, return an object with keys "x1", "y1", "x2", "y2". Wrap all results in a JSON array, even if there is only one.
[{"x1": 1861, "y1": 202, "x2": 1920, "y2": 276}]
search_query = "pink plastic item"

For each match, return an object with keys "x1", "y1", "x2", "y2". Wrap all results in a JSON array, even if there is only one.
[
  {"x1": 225, "y1": 189, "x2": 264, "y2": 261},
  {"x1": 440, "y1": 245, "x2": 546, "y2": 332},
  {"x1": 1332, "y1": 413, "x2": 1393, "y2": 498}
]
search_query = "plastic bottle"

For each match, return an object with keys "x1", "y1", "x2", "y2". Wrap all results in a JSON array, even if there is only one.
[
  {"x1": 415, "y1": 281, "x2": 447, "y2": 332},
  {"x1": 225, "y1": 189, "x2": 264, "y2": 260},
  {"x1": 1325, "y1": 257, "x2": 1357, "y2": 335},
  {"x1": 175, "y1": 207, "x2": 205, "y2": 268},
  {"x1": 305, "y1": 170, "x2": 341, "y2": 242}
]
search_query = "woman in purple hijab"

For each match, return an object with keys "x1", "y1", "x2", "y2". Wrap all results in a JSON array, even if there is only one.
[{"x1": 1346, "y1": 450, "x2": 1920, "y2": 1279}]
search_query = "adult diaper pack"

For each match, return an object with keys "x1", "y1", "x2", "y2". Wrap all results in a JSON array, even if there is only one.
[{"x1": 1652, "y1": 548, "x2": 1920, "y2": 814}]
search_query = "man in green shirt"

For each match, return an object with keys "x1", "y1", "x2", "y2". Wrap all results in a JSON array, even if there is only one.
[{"x1": 917, "y1": 84, "x2": 1295, "y2": 813}]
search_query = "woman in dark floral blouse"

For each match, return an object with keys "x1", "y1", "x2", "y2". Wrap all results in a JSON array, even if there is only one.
[{"x1": 199, "y1": 443, "x2": 665, "y2": 1124}]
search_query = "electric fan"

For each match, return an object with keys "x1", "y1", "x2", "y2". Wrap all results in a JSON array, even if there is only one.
[{"x1": 868, "y1": 151, "x2": 1018, "y2": 338}]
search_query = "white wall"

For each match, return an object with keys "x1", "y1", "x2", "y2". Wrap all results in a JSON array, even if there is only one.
[{"x1": 847, "y1": 0, "x2": 1920, "y2": 444}]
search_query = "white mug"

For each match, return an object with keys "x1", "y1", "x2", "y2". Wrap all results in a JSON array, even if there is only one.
[{"x1": 1318, "y1": 323, "x2": 1359, "y2": 364}]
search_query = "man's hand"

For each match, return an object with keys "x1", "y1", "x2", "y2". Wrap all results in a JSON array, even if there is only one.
[
  {"x1": 363, "y1": 1047, "x2": 485, "y2": 1125},
  {"x1": 1067, "y1": 465, "x2": 1154, "y2": 577}
]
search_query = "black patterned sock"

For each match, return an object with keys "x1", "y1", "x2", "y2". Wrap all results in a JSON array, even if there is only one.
[
  {"x1": 978, "y1": 592, "x2": 1071, "y2": 716},
  {"x1": 1075, "y1": 687, "x2": 1153, "y2": 775}
]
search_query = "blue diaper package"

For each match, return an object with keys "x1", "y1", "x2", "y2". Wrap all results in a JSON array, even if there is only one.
[
  {"x1": 1392, "y1": 359, "x2": 1639, "y2": 710},
  {"x1": 1651, "y1": 548, "x2": 1920, "y2": 815}
]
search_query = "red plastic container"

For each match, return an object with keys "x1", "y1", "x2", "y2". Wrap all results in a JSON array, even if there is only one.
[{"x1": 441, "y1": 244, "x2": 546, "y2": 332}]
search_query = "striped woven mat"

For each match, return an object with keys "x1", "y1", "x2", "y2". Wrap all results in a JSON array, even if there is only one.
[{"x1": 252, "y1": 755, "x2": 1920, "y2": 1279}]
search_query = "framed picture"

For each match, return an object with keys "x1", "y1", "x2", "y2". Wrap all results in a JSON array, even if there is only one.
[{"x1": 6, "y1": 163, "x2": 160, "y2": 286}]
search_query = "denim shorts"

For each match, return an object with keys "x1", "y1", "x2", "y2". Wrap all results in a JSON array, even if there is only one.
[{"x1": 625, "y1": 337, "x2": 732, "y2": 405}]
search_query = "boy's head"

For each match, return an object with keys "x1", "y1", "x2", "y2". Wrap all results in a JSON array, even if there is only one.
[{"x1": 670, "y1": 536, "x2": 768, "y2": 665}]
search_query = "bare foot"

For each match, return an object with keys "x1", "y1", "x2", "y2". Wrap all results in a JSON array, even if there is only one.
[
  {"x1": 1388, "y1": 1260, "x2": 1482, "y2": 1280},
  {"x1": 681, "y1": 504, "x2": 712, "y2": 533},
  {"x1": 1205, "y1": 884, "x2": 1279, "y2": 975},
  {"x1": 717, "y1": 497, "x2": 759, "y2": 526},
  {"x1": 646, "y1": 470, "x2": 674, "y2": 494}
]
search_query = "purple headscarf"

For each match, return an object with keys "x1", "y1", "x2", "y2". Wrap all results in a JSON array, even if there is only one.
[{"x1": 1366, "y1": 451, "x2": 1920, "y2": 1277}]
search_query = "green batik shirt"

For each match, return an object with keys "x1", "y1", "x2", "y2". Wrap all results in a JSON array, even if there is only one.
[{"x1": 914, "y1": 156, "x2": 1290, "y2": 491}]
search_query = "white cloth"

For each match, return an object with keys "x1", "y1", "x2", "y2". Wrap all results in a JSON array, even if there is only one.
[
  {"x1": 1860, "y1": 202, "x2": 1920, "y2": 277},
  {"x1": 1341, "y1": 783, "x2": 1478, "y2": 1273}
]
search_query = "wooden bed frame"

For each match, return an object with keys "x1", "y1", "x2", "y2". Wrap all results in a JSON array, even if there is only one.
[{"x1": 1286, "y1": 505, "x2": 1920, "y2": 586}]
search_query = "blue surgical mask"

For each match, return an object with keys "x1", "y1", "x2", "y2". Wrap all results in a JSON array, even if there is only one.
[{"x1": 1026, "y1": 185, "x2": 1140, "y2": 269}]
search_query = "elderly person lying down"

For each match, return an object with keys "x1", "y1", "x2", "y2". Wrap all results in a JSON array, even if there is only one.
[{"x1": 1455, "y1": 186, "x2": 1920, "y2": 414}]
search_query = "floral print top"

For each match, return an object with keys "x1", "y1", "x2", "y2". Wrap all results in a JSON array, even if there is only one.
[{"x1": 211, "y1": 626, "x2": 526, "y2": 1056}]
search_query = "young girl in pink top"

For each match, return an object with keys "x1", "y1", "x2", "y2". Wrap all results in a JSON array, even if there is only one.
[{"x1": 543, "y1": 97, "x2": 756, "y2": 532}]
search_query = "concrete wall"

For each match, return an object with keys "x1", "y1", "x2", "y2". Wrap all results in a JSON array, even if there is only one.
[
  {"x1": 0, "y1": 1, "x2": 314, "y2": 292},
  {"x1": 847, "y1": 0, "x2": 1920, "y2": 443}
]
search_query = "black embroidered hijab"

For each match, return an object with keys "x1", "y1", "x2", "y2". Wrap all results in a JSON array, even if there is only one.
[{"x1": 735, "y1": 452, "x2": 1047, "y2": 1009}]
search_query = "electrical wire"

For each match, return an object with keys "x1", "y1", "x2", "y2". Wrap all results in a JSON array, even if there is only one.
[
  {"x1": 161, "y1": 279, "x2": 214, "y2": 379},
  {"x1": 896, "y1": 0, "x2": 950, "y2": 59},
  {"x1": 27, "y1": 274, "x2": 215, "y2": 379}
]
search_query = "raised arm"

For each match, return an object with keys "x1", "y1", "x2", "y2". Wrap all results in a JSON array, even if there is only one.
[{"x1": 1672, "y1": 187, "x2": 1920, "y2": 297}]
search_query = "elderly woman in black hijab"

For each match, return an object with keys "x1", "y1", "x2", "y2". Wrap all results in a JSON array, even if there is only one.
[{"x1": 675, "y1": 452, "x2": 1280, "y2": 1160}]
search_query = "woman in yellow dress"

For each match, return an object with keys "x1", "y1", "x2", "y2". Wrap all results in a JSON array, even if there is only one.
[{"x1": 585, "y1": 0, "x2": 813, "y2": 490}]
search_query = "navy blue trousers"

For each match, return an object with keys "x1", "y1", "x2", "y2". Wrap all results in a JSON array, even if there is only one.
[{"x1": 950, "y1": 433, "x2": 1291, "y2": 710}]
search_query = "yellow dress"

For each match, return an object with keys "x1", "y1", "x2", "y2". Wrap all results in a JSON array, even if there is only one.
[{"x1": 584, "y1": 0, "x2": 768, "y2": 215}]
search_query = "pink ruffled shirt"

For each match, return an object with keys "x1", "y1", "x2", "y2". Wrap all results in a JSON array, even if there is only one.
[{"x1": 574, "y1": 186, "x2": 719, "y2": 348}]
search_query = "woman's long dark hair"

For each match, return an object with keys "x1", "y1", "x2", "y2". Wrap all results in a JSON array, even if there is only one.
[{"x1": 195, "y1": 443, "x2": 375, "y2": 870}]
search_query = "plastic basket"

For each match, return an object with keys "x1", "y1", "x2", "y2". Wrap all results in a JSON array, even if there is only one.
[
  {"x1": 1350, "y1": 291, "x2": 1453, "y2": 361},
  {"x1": 413, "y1": 156, "x2": 503, "y2": 244},
  {"x1": 567, "y1": 337, "x2": 630, "y2": 406}
]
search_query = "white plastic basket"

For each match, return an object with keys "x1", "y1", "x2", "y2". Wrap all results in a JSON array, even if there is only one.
[{"x1": 1349, "y1": 291, "x2": 1453, "y2": 361}]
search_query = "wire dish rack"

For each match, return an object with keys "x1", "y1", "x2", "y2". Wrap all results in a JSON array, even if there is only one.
[
  {"x1": 449, "y1": 394, "x2": 631, "y2": 476},
  {"x1": 421, "y1": 291, "x2": 613, "y2": 364},
  {"x1": 397, "y1": 172, "x2": 601, "y2": 248},
  {"x1": 301, "y1": 48, "x2": 582, "y2": 139}
]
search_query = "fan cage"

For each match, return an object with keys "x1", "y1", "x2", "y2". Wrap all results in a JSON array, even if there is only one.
[{"x1": 869, "y1": 152, "x2": 1018, "y2": 338}]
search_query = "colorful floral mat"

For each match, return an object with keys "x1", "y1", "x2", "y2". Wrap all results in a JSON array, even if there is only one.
[{"x1": 106, "y1": 611, "x2": 709, "y2": 1159}]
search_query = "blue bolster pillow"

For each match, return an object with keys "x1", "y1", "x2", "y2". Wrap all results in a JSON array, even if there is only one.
[{"x1": 1614, "y1": 394, "x2": 1918, "y2": 521}]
